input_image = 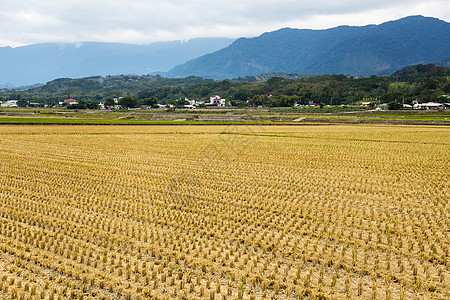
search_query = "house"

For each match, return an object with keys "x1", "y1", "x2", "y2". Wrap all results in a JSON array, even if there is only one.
[
  {"x1": 208, "y1": 95, "x2": 226, "y2": 107},
  {"x1": 185, "y1": 98, "x2": 197, "y2": 106},
  {"x1": 413, "y1": 102, "x2": 444, "y2": 110},
  {"x1": 361, "y1": 102, "x2": 372, "y2": 106},
  {"x1": 63, "y1": 99, "x2": 78, "y2": 105},
  {"x1": 0, "y1": 100, "x2": 18, "y2": 108}
]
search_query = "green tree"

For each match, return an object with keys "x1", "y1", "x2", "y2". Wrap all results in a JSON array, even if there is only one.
[
  {"x1": 104, "y1": 98, "x2": 115, "y2": 107},
  {"x1": 119, "y1": 97, "x2": 141, "y2": 108},
  {"x1": 142, "y1": 96, "x2": 158, "y2": 107},
  {"x1": 233, "y1": 88, "x2": 251, "y2": 101},
  {"x1": 248, "y1": 95, "x2": 270, "y2": 107},
  {"x1": 171, "y1": 98, "x2": 189, "y2": 106},
  {"x1": 388, "y1": 101, "x2": 402, "y2": 110},
  {"x1": 87, "y1": 101, "x2": 99, "y2": 109},
  {"x1": 17, "y1": 100, "x2": 28, "y2": 107}
]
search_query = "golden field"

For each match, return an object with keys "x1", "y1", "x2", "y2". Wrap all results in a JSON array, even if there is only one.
[{"x1": 0, "y1": 125, "x2": 448, "y2": 299}]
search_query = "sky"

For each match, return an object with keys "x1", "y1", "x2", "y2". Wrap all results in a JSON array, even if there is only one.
[{"x1": 0, "y1": 0, "x2": 449, "y2": 47}]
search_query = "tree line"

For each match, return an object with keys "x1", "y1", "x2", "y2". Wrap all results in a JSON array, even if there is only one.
[{"x1": 1, "y1": 64, "x2": 448, "y2": 108}]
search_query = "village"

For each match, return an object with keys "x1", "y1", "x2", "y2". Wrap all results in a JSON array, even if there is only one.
[
  {"x1": 2, "y1": 95, "x2": 449, "y2": 111},
  {"x1": 0, "y1": 95, "x2": 227, "y2": 110}
]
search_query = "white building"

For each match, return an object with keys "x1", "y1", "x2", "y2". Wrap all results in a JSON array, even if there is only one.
[
  {"x1": 413, "y1": 102, "x2": 444, "y2": 110},
  {"x1": 186, "y1": 98, "x2": 197, "y2": 106},
  {"x1": 209, "y1": 95, "x2": 226, "y2": 107},
  {"x1": 1, "y1": 100, "x2": 18, "y2": 108}
]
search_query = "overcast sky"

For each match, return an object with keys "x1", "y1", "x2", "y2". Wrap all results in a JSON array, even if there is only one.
[{"x1": 0, "y1": 0, "x2": 448, "y2": 47}]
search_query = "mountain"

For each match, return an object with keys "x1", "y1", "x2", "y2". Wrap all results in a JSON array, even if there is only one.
[
  {"x1": 0, "y1": 38, "x2": 234, "y2": 87},
  {"x1": 166, "y1": 16, "x2": 450, "y2": 79}
]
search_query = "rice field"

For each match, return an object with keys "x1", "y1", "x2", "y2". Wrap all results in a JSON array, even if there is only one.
[{"x1": 0, "y1": 125, "x2": 448, "y2": 299}]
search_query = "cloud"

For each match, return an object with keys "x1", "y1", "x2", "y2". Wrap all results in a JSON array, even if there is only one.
[{"x1": 0, "y1": 0, "x2": 448, "y2": 46}]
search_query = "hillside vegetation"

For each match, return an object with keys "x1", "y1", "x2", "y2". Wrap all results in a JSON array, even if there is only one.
[{"x1": 1, "y1": 64, "x2": 449, "y2": 107}]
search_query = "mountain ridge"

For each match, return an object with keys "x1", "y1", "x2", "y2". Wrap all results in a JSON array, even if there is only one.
[
  {"x1": 166, "y1": 16, "x2": 450, "y2": 79},
  {"x1": 1, "y1": 15, "x2": 449, "y2": 87},
  {"x1": 0, "y1": 38, "x2": 234, "y2": 87}
]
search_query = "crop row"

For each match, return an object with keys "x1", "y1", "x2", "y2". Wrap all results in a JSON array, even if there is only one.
[{"x1": 0, "y1": 125, "x2": 448, "y2": 299}]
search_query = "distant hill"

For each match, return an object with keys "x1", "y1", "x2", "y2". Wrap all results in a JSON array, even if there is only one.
[
  {"x1": 166, "y1": 16, "x2": 450, "y2": 79},
  {"x1": 0, "y1": 38, "x2": 234, "y2": 87},
  {"x1": 436, "y1": 58, "x2": 450, "y2": 68},
  {"x1": 24, "y1": 75, "x2": 214, "y2": 101},
  {"x1": 3, "y1": 63, "x2": 448, "y2": 105},
  {"x1": 230, "y1": 73, "x2": 314, "y2": 83}
]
